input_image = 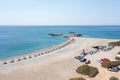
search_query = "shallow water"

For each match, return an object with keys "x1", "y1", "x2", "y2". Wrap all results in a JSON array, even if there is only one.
[{"x1": 0, "y1": 26, "x2": 120, "y2": 59}]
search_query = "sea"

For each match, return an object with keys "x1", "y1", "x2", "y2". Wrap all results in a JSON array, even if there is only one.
[{"x1": 0, "y1": 26, "x2": 120, "y2": 60}]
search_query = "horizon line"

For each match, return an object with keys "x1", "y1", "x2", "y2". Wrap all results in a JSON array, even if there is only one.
[{"x1": 0, "y1": 25, "x2": 120, "y2": 27}]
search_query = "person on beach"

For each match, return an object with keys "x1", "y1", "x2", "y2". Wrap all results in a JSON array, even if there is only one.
[
  {"x1": 83, "y1": 49, "x2": 87, "y2": 55},
  {"x1": 83, "y1": 49, "x2": 85, "y2": 53}
]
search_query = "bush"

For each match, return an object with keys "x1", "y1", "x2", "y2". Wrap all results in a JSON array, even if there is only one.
[
  {"x1": 102, "y1": 61, "x2": 120, "y2": 68},
  {"x1": 76, "y1": 65, "x2": 90, "y2": 75},
  {"x1": 110, "y1": 76, "x2": 119, "y2": 80},
  {"x1": 69, "y1": 77, "x2": 86, "y2": 80},
  {"x1": 88, "y1": 67, "x2": 99, "y2": 77},
  {"x1": 109, "y1": 41, "x2": 120, "y2": 46},
  {"x1": 76, "y1": 65, "x2": 99, "y2": 77}
]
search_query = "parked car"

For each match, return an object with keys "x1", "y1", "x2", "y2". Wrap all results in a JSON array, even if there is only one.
[
  {"x1": 97, "y1": 60, "x2": 103, "y2": 64},
  {"x1": 98, "y1": 46, "x2": 106, "y2": 50},
  {"x1": 107, "y1": 67, "x2": 119, "y2": 72},
  {"x1": 75, "y1": 56, "x2": 81, "y2": 60},
  {"x1": 85, "y1": 60, "x2": 90, "y2": 64},
  {"x1": 80, "y1": 58, "x2": 86, "y2": 62},
  {"x1": 79, "y1": 53, "x2": 86, "y2": 57},
  {"x1": 117, "y1": 65, "x2": 120, "y2": 70},
  {"x1": 107, "y1": 45, "x2": 114, "y2": 50},
  {"x1": 101, "y1": 58, "x2": 110, "y2": 63},
  {"x1": 115, "y1": 55, "x2": 120, "y2": 60}
]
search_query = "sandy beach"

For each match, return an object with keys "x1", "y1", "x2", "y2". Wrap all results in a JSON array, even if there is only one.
[{"x1": 0, "y1": 37, "x2": 120, "y2": 80}]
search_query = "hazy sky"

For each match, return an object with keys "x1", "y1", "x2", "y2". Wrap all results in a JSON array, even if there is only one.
[{"x1": 0, "y1": 0, "x2": 120, "y2": 25}]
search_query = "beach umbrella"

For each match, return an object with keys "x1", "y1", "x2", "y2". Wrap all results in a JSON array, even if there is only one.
[
  {"x1": 34, "y1": 55, "x2": 37, "y2": 57},
  {"x1": 3, "y1": 61, "x2": 7, "y2": 64},
  {"x1": 41, "y1": 53, "x2": 44, "y2": 55},
  {"x1": 23, "y1": 57, "x2": 27, "y2": 60},
  {"x1": 10, "y1": 58, "x2": 14, "y2": 63},
  {"x1": 38, "y1": 54, "x2": 41, "y2": 56},
  {"x1": 29, "y1": 56, "x2": 32, "y2": 58}
]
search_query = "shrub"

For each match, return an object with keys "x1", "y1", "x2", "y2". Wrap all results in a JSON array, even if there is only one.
[
  {"x1": 76, "y1": 65, "x2": 90, "y2": 75},
  {"x1": 102, "y1": 61, "x2": 120, "y2": 68},
  {"x1": 69, "y1": 77, "x2": 86, "y2": 80},
  {"x1": 88, "y1": 67, "x2": 99, "y2": 77},
  {"x1": 109, "y1": 41, "x2": 120, "y2": 46},
  {"x1": 76, "y1": 65, "x2": 99, "y2": 77},
  {"x1": 110, "y1": 76, "x2": 119, "y2": 80}
]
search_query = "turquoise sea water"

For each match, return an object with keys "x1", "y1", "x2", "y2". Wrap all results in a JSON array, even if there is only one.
[{"x1": 0, "y1": 26, "x2": 120, "y2": 59}]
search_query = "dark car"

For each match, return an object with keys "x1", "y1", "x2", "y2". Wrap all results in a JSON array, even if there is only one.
[{"x1": 80, "y1": 58, "x2": 86, "y2": 62}]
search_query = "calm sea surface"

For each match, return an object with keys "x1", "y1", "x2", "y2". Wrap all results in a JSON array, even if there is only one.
[{"x1": 0, "y1": 26, "x2": 120, "y2": 59}]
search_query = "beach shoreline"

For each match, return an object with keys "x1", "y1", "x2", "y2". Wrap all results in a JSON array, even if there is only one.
[
  {"x1": 0, "y1": 37, "x2": 120, "y2": 80},
  {"x1": 0, "y1": 37, "x2": 119, "y2": 61}
]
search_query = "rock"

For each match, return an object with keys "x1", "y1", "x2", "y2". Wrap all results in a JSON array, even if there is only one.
[{"x1": 48, "y1": 34, "x2": 63, "y2": 36}]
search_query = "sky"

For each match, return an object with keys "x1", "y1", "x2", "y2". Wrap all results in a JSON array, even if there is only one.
[{"x1": 0, "y1": 0, "x2": 120, "y2": 25}]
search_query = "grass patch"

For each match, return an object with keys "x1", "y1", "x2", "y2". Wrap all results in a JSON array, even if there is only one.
[
  {"x1": 102, "y1": 61, "x2": 120, "y2": 68},
  {"x1": 76, "y1": 65, "x2": 99, "y2": 77},
  {"x1": 69, "y1": 77, "x2": 86, "y2": 80},
  {"x1": 110, "y1": 76, "x2": 119, "y2": 80},
  {"x1": 109, "y1": 41, "x2": 120, "y2": 46}
]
